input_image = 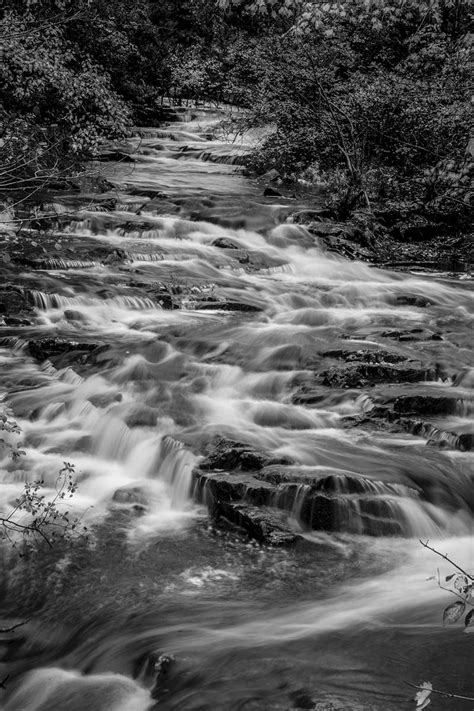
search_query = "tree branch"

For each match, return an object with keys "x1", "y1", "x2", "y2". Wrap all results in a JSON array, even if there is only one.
[
  {"x1": 406, "y1": 681, "x2": 474, "y2": 702},
  {"x1": 420, "y1": 539, "x2": 474, "y2": 581}
]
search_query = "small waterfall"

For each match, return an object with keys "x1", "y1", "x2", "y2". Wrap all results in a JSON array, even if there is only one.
[
  {"x1": 36, "y1": 259, "x2": 99, "y2": 270},
  {"x1": 154, "y1": 435, "x2": 195, "y2": 507},
  {"x1": 28, "y1": 291, "x2": 159, "y2": 311}
]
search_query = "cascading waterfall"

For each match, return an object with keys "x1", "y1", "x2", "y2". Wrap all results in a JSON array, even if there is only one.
[{"x1": 1, "y1": 107, "x2": 473, "y2": 711}]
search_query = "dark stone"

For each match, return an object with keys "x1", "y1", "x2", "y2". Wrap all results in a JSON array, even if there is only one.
[
  {"x1": 260, "y1": 168, "x2": 281, "y2": 182},
  {"x1": 214, "y1": 502, "x2": 299, "y2": 546},
  {"x1": 393, "y1": 395, "x2": 462, "y2": 416},
  {"x1": 322, "y1": 349, "x2": 407, "y2": 365},
  {"x1": 381, "y1": 329, "x2": 443, "y2": 342},
  {"x1": 193, "y1": 470, "x2": 276, "y2": 507},
  {"x1": 393, "y1": 295, "x2": 433, "y2": 308},
  {"x1": 264, "y1": 187, "x2": 283, "y2": 197},
  {"x1": 123, "y1": 405, "x2": 160, "y2": 427},
  {"x1": 112, "y1": 486, "x2": 149, "y2": 505},
  {"x1": 97, "y1": 150, "x2": 135, "y2": 163},
  {"x1": 292, "y1": 208, "x2": 334, "y2": 223},
  {"x1": 211, "y1": 237, "x2": 240, "y2": 249},
  {"x1": 4, "y1": 316, "x2": 33, "y2": 326},
  {"x1": 199, "y1": 438, "x2": 293, "y2": 472},
  {"x1": 289, "y1": 690, "x2": 316, "y2": 709},
  {"x1": 194, "y1": 301, "x2": 261, "y2": 313},
  {"x1": 88, "y1": 392, "x2": 123, "y2": 408},
  {"x1": 457, "y1": 433, "x2": 474, "y2": 451},
  {"x1": 300, "y1": 493, "x2": 403, "y2": 536},
  {"x1": 320, "y1": 363, "x2": 433, "y2": 388},
  {"x1": 28, "y1": 338, "x2": 99, "y2": 363},
  {"x1": 64, "y1": 309, "x2": 87, "y2": 322}
]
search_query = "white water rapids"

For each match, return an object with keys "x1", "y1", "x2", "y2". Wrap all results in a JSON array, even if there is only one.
[{"x1": 0, "y1": 108, "x2": 473, "y2": 710}]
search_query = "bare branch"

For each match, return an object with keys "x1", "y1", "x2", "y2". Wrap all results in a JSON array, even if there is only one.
[
  {"x1": 405, "y1": 681, "x2": 474, "y2": 702},
  {"x1": 420, "y1": 539, "x2": 474, "y2": 581}
]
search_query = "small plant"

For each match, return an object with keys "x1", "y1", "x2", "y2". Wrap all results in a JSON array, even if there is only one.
[
  {"x1": 408, "y1": 540, "x2": 474, "y2": 708},
  {"x1": 0, "y1": 407, "x2": 86, "y2": 546},
  {"x1": 420, "y1": 539, "x2": 474, "y2": 631}
]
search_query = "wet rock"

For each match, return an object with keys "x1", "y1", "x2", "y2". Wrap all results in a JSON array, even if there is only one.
[
  {"x1": 260, "y1": 168, "x2": 281, "y2": 182},
  {"x1": 453, "y1": 368, "x2": 474, "y2": 388},
  {"x1": 211, "y1": 237, "x2": 240, "y2": 249},
  {"x1": 399, "y1": 419, "x2": 473, "y2": 451},
  {"x1": 291, "y1": 208, "x2": 333, "y2": 223},
  {"x1": 28, "y1": 338, "x2": 100, "y2": 363},
  {"x1": 193, "y1": 470, "x2": 276, "y2": 507},
  {"x1": 457, "y1": 433, "x2": 474, "y2": 451},
  {"x1": 88, "y1": 392, "x2": 123, "y2": 408},
  {"x1": 123, "y1": 405, "x2": 160, "y2": 427},
  {"x1": 112, "y1": 485, "x2": 149, "y2": 506},
  {"x1": 393, "y1": 394, "x2": 463, "y2": 416},
  {"x1": 289, "y1": 689, "x2": 316, "y2": 709},
  {"x1": 392, "y1": 295, "x2": 433, "y2": 308},
  {"x1": 0, "y1": 285, "x2": 31, "y2": 318},
  {"x1": 322, "y1": 349, "x2": 408, "y2": 365},
  {"x1": 264, "y1": 187, "x2": 283, "y2": 197},
  {"x1": 193, "y1": 300, "x2": 261, "y2": 313},
  {"x1": 381, "y1": 328, "x2": 443, "y2": 342},
  {"x1": 199, "y1": 437, "x2": 293, "y2": 472},
  {"x1": 97, "y1": 150, "x2": 135, "y2": 163},
  {"x1": 299, "y1": 493, "x2": 403, "y2": 536},
  {"x1": 64, "y1": 309, "x2": 87, "y2": 322},
  {"x1": 215, "y1": 502, "x2": 299, "y2": 546},
  {"x1": 320, "y1": 363, "x2": 434, "y2": 388},
  {"x1": 3, "y1": 315, "x2": 33, "y2": 326}
]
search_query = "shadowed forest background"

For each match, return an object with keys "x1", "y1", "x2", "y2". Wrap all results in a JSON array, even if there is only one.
[{"x1": 1, "y1": 0, "x2": 472, "y2": 223}]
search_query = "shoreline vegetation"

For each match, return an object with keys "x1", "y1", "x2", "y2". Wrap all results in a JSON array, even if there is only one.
[{"x1": 1, "y1": 0, "x2": 472, "y2": 273}]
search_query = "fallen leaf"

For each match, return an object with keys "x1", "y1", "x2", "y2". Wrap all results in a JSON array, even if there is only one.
[
  {"x1": 414, "y1": 681, "x2": 432, "y2": 709},
  {"x1": 443, "y1": 600, "x2": 466, "y2": 625},
  {"x1": 464, "y1": 608, "x2": 474, "y2": 632},
  {"x1": 453, "y1": 575, "x2": 469, "y2": 595}
]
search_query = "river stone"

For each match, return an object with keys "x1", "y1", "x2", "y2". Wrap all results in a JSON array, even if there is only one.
[
  {"x1": 320, "y1": 363, "x2": 434, "y2": 388},
  {"x1": 199, "y1": 437, "x2": 293, "y2": 472},
  {"x1": 28, "y1": 338, "x2": 100, "y2": 363},
  {"x1": 393, "y1": 394, "x2": 463, "y2": 416},
  {"x1": 193, "y1": 469, "x2": 276, "y2": 507},
  {"x1": 123, "y1": 404, "x2": 160, "y2": 427},
  {"x1": 263, "y1": 187, "x2": 283, "y2": 197},
  {"x1": 64, "y1": 309, "x2": 87, "y2": 322},
  {"x1": 112, "y1": 485, "x2": 149, "y2": 506},
  {"x1": 321, "y1": 349, "x2": 407, "y2": 364},
  {"x1": 214, "y1": 502, "x2": 300, "y2": 546},
  {"x1": 211, "y1": 237, "x2": 240, "y2": 249}
]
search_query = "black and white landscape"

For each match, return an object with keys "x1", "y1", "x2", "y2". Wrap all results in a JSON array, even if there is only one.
[{"x1": 1, "y1": 1, "x2": 473, "y2": 709}]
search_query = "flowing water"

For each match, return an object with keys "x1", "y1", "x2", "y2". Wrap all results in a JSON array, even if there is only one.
[{"x1": 0, "y1": 108, "x2": 473, "y2": 710}]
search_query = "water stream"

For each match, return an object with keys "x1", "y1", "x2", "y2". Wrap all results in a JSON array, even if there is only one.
[{"x1": 0, "y1": 108, "x2": 473, "y2": 710}]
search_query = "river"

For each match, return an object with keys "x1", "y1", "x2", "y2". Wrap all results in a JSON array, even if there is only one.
[{"x1": 0, "y1": 108, "x2": 473, "y2": 710}]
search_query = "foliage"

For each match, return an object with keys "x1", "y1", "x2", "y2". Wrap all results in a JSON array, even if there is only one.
[
  {"x1": 420, "y1": 539, "x2": 474, "y2": 631},
  {"x1": 0, "y1": 407, "x2": 84, "y2": 547},
  {"x1": 240, "y1": 0, "x2": 473, "y2": 216}
]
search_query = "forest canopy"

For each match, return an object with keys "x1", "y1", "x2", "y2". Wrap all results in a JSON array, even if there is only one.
[{"x1": 1, "y1": 0, "x2": 472, "y2": 216}]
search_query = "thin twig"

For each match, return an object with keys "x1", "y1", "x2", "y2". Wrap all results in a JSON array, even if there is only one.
[
  {"x1": 420, "y1": 539, "x2": 474, "y2": 580},
  {"x1": 405, "y1": 681, "x2": 474, "y2": 702}
]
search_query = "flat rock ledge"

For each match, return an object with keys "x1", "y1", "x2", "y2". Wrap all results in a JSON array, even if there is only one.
[{"x1": 192, "y1": 437, "x2": 421, "y2": 544}]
